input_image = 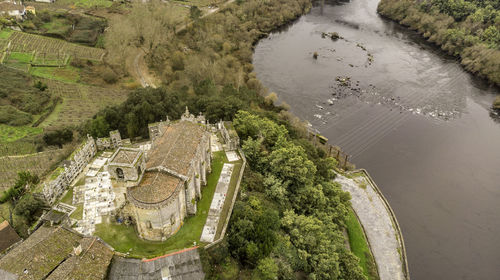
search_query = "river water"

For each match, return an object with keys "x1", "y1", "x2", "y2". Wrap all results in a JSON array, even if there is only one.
[{"x1": 252, "y1": 0, "x2": 500, "y2": 279}]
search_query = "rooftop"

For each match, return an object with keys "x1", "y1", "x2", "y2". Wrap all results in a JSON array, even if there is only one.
[
  {"x1": 0, "y1": 221, "x2": 21, "y2": 253},
  {"x1": 146, "y1": 121, "x2": 207, "y2": 176},
  {"x1": 0, "y1": 226, "x2": 81, "y2": 280},
  {"x1": 109, "y1": 148, "x2": 141, "y2": 165},
  {"x1": 0, "y1": 226, "x2": 114, "y2": 280},
  {"x1": 46, "y1": 237, "x2": 114, "y2": 280},
  {"x1": 108, "y1": 248, "x2": 205, "y2": 280},
  {"x1": 129, "y1": 171, "x2": 181, "y2": 204}
]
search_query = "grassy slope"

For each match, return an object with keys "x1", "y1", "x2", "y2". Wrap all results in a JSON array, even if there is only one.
[
  {"x1": 345, "y1": 207, "x2": 379, "y2": 280},
  {"x1": 94, "y1": 151, "x2": 228, "y2": 258},
  {"x1": 0, "y1": 124, "x2": 42, "y2": 143}
]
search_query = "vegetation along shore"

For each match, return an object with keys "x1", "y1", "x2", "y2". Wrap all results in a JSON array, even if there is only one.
[{"x1": 377, "y1": 0, "x2": 500, "y2": 110}]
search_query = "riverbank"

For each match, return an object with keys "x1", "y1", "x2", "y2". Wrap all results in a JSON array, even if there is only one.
[
  {"x1": 335, "y1": 170, "x2": 409, "y2": 280},
  {"x1": 377, "y1": 0, "x2": 500, "y2": 109}
]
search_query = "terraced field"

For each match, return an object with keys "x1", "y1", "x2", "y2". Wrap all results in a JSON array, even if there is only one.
[
  {"x1": 41, "y1": 80, "x2": 128, "y2": 128},
  {"x1": 7, "y1": 31, "x2": 105, "y2": 61},
  {"x1": 0, "y1": 146, "x2": 73, "y2": 191}
]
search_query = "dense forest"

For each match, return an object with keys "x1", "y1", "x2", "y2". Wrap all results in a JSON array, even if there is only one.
[
  {"x1": 81, "y1": 0, "x2": 370, "y2": 278},
  {"x1": 378, "y1": 0, "x2": 500, "y2": 97}
]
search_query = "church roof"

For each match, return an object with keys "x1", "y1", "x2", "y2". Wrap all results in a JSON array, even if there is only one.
[
  {"x1": 128, "y1": 171, "x2": 182, "y2": 204},
  {"x1": 146, "y1": 121, "x2": 207, "y2": 176}
]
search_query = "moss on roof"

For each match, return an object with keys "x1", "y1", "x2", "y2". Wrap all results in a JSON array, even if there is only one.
[
  {"x1": 0, "y1": 226, "x2": 81, "y2": 280},
  {"x1": 46, "y1": 237, "x2": 114, "y2": 280},
  {"x1": 0, "y1": 226, "x2": 114, "y2": 280}
]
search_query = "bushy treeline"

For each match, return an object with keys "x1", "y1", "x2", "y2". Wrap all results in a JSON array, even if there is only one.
[
  {"x1": 218, "y1": 111, "x2": 366, "y2": 280},
  {"x1": 378, "y1": 0, "x2": 500, "y2": 87},
  {"x1": 82, "y1": 82, "x2": 279, "y2": 139},
  {"x1": 0, "y1": 172, "x2": 44, "y2": 238}
]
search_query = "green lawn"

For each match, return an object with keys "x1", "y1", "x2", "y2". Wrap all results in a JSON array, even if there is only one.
[
  {"x1": 94, "y1": 151, "x2": 228, "y2": 258},
  {"x1": 0, "y1": 29, "x2": 12, "y2": 39},
  {"x1": 345, "y1": 208, "x2": 379, "y2": 280},
  {"x1": 8, "y1": 52, "x2": 33, "y2": 63},
  {"x1": 0, "y1": 124, "x2": 43, "y2": 143},
  {"x1": 60, "y1": 188, "x2": 73, "y2": 205},
  {"x1": 70, "y1": 204, "x2": 83, "y2": 220}
]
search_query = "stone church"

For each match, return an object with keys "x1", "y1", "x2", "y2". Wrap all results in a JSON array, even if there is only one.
[{"x1": 124, "y1": 108, "x2": 211, "y2": 241}]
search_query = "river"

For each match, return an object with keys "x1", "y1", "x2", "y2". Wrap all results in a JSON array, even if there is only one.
[{"x1": 252, "y1": 0, "x2": 500, "y2": 279}]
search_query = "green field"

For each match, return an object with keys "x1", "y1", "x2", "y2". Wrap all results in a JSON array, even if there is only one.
[
  {"x1": 31, "y1": 66, "x2": 80, "y2": 83},
  {"x1": 0, "y1": 124, "x2": 43, "y2": 143},
  {"x1": 345, "y1": 208, "x2": 379, "y2": 280},
  {"x1": 95, "y1": 151, "x2": 229, "y2": 258},
  {"x1": 0, "y1": 29, "x2": 12, "y2": 39}
]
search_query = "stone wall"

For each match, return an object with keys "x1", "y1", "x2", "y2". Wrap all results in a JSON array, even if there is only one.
[
  {"x1": 96, "y1": 130, "x2": 123, "y2": 151},
  {"x1": 40, "y1": 136, "x2": 97, "y2": 205}
]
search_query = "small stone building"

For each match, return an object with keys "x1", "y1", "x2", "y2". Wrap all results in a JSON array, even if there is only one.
[
  {"x1": 127, "y1": 119, "x2": 211, "y2": 241},
  {"x1": 108, "y1": 147, "x2": 145, "y2": 182}
]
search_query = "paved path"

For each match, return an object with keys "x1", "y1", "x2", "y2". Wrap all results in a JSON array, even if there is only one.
[
  {"x1": 335, "y1": 173, "x2": 406, "y2": 280},
  {"x1": 200, "y1": 163, "x2": 234, "y2": 242}
]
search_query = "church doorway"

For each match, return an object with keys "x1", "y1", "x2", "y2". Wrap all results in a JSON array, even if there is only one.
[{"x1": 116, "y1": 168, "x2": 124, "y2": 179}]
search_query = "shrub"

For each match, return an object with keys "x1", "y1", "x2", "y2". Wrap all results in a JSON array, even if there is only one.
[{"x1": 102, "y1": 68, "x2": 118, "y2": 84}]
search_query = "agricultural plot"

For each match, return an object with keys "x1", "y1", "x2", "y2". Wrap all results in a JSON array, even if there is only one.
[
  {"x1": 0, "y1": 147, "x2": 72, "y2": 191},
  {"x1": 41, "y1": 80, "x2": 128, "y2": 128},
  {"x1": 31, "y1": 52, "x2": 69, "y2": 66},
  {"x1": 7, "y1": 31, "x2": 105, "y2": 61}
]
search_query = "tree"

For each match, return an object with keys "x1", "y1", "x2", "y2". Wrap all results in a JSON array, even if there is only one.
[
  {"x1": 253, "y1": 257, "x2": 279, "y2": 280},
  {"x1": 90, "y1": 116, "x2": 110, "y2": 138},
  {"x1": 104, "y1": 0, "x2": 177, "y2": 67},
  {"x1": 14, "y1": 194, "x2": 43, "y2": 223},
  {"x1": 43, "y1": 128, "x2": 73, "y2": 148},
  {"x1": 0, "y1": 172, "x2": 39, "y2": 203},
  {"x1": 190, "y1": 6, "x2": 202, "y2": 21}
]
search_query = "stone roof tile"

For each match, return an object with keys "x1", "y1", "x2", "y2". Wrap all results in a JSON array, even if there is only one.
[{"x1": 146, "y1": 121, "x2": 207, "y2": 176}]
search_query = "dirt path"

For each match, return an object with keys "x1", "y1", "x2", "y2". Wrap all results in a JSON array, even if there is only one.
[
  {"x1": 335, "y1": 172, "x2": 408, "y2": 280},
  {"x1": 133, "y1": 49, "x2": 157, "y2": 88}
]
